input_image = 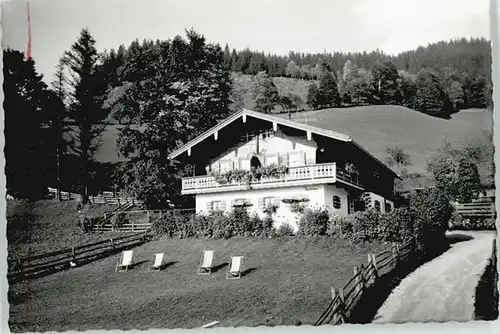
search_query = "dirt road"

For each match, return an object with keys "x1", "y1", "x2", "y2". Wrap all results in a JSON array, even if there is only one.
[{"x1": 373, "y1": 231, "x2": 496, "y2": 323}]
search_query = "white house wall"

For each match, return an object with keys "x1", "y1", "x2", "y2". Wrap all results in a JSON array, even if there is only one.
[
  {"x1": 323, "y1": 184, "x2": 349, "y2": 217},
  {"x1": 195, "y1": 184, "x2": 333, "y2": 232},
  {"x1": 207, "y1": 129, "x2": 318, "y2": 173},
  {"x1": 364, "y1": 192, "x2": 394, "y2": 213}
]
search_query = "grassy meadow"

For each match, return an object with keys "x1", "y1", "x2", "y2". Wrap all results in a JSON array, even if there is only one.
[{"x1": 8, "y1": 235, "x2": 387, "y2": 331}]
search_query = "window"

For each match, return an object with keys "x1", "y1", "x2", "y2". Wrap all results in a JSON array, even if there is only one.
[
  {"x1": 374, "y1": 200, "x2": 381, "y2": 212},
  {"x1": 333, "y1": 196, "x2": 341, "y2": 209},
  {"x1": 289, "y1": 152, "x2": 306, "y2": 167},
  {"x1": 211, "y1": 201, "x2": 225, "y2": 212},
  {"x1": 263, "y1": 197, "x2": 274, "y2": 207},
  {"x1": 386, "y1": 203, "x2": 392, "y2": 213}
]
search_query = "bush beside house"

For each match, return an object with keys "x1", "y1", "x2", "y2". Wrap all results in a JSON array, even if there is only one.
[{"x1": 150, "y1": 187, "x2": 455, "y2": 258}]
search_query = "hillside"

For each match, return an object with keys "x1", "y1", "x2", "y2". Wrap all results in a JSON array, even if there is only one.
[
  {"x1": 7, "y1": 200, "x2": 132, "y2": 258},
  {"x1": 92, "y1": 106, "x2": 492, "y2": 182},
  {"x1": 281, "y1": 106, "x2": 493, "y2": 176}
]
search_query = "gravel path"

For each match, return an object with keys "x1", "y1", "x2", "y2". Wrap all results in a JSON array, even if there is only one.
[{"x1": 373, "y1": 231, "x2": 496, "y2": 323}]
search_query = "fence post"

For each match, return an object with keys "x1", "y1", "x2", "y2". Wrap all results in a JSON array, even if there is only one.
[
  {"x1": 338, "y1": 288, "x2": 346, "y2": 324},
  {"x1": 147, "y1": 210, "x2": 150, "y2": 222},
  {"x1": 132, "y1": 220, "x2": 135, "y2": 232},
  {"x1": 370, "y1": 253, "x2": 378, "y2": 281},
  {"x1": 330, "y1": 288, "x2": 340, "y2": 324},
  {"x1": 110, "y1": 238, "x2": 114, "y2": 249},
  {"x1": 392, "y1": 243, "x2": 399, "y2": 268},
  {"x1": 159, "y1": 210, "x2": 163, "y2": 220},
  {"x1": 71, "y1": 247, "x2": 76, "y2": 264},
  {"x1": 353, "y1": 266, "x2": 364, "y2": 300},
  {"x1": 366, "y1": 253, "x2": 375, "y2": 286}
]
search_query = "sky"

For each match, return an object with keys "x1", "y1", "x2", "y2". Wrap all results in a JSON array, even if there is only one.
[{"x1": 1, "y1": 0, "x2": 491, "y2": 84}]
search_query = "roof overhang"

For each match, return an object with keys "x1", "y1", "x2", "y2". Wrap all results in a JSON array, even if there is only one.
[{"x1": 168, "y1": 109, "x2": 401, "y2": 179}]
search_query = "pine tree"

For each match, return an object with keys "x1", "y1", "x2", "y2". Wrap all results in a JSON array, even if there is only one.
[
  {"x1": 48, "y1": 58, "x2": 70, "y2": 200},
  {"x1": 253, "y1": 71, "x2": 280, "y2": 113},
  {"x1": 4, "y1": 49, "x2": 51, "y2": 199},
  {"x1": 64, "y1": 28, "x2": 110, "y2": 203},
  {"x1": 317, "y1": 69, "x2": 341, "y2": 108}
]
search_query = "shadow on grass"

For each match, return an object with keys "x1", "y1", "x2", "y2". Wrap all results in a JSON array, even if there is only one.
[
  {"x1": 242, "y1": 267, "x2": 259, "y2": 277},
  {"x1": 162, "y1": 261, "x2": 179, "y2": 270},
  {"x1": 447, "y1": 233, "x2": 475, "y2": 245},
  {"x1": 8, "y1": 239, "x2": 151, "y2": 284},
  {"x1": 348, "y1": 247, "x2": 449, "y2": 324},
  {"x1": 212, "y1": 262, "x2": 228, "y2": 273},
  {"x1": 474, "y1": 244, "x2": 498, "y2": 321},
  {"x1": 131, "y1": 260, "x2": 149, "y2": 269}
]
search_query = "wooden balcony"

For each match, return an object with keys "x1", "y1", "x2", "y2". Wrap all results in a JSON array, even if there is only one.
[{"x1": 181, "y1": 163, "x2": 363, "y2": 194}]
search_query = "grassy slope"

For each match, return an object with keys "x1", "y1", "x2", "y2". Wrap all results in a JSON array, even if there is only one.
[
  {"x1": 7, "y1": 200, "x2": 135, "y2": 258},
  {"x1": 8, "y1": 236, "x2": 387, "y2": 331},
  {"x1": 282, "y1": 106, "x2": 493, "y2": 175}
]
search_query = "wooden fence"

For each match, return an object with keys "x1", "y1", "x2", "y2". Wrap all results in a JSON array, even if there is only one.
[
  {"x1": 7, "y1": 232, "x2": 152, "y2": 283},
  {"x1": 47, "y1": 187, "x2": 143, "y2": 207},
  {"x1": 314, "y1": 237, "x2": 415, "y2": 326},
  {"x1": 454, "y1": 202, "x2": 496, "y2": 218},
  {"x1": 92, "y1": 208, "x2": 195, "y2": 233}
]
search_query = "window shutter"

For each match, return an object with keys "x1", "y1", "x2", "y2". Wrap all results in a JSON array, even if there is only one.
[
  {"x1": 220, "y1": 201, "x2": 226, "y2": 212},
  {"x1": 279, "y1": 153, "x2": 289, "y2": 166},
  {"x1": 300, "y1": 152, "x2": 306, "y2": 165},
  {"x1": 258, "y1": 198, "x2": 265, "y2": 210},
  {"x1": 206, "y1": 201, "x2": 212, "y2": 213}
]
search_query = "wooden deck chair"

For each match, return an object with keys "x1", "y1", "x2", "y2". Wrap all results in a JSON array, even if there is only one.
[
  {"x1": 197, "y1": 250, "x2": 214, "y2": 275},
  {"x1": 115, "y1": 250, "x2": 134, "y2": 272},
  {"x1": 226, "y1": 256, "x2": 244, "y2": 280},
  {"x1": 148, "y1": 253, "x2": 165, "y2": 272}
]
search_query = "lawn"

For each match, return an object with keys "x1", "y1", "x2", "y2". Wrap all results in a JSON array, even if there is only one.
[
  {"x1": 8, "y1": 236, "x2": 387, "y2": 331},
  {"x1": 281, "y1": 106, "x2": 493, "y2": 175}
]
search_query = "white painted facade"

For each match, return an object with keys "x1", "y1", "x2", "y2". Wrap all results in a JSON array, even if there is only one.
[
  {"x1": 207, "y1": 129, "x2": 317, "y2": 174},
  {"x1": 363, "y1": 192, "x2": 395, "y2": 213},
  {"x1": 196, "y1": 183, "x2": 352, "y2": 232}
]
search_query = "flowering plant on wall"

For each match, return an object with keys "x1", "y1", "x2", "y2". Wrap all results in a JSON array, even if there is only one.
[
  {"x1": 210, "y1": 164, "x2": 288, "y2": 185},
  {"x1": 263, "y1": 203, "x2": 279, "y2": 214},
  {"x1": 282, "y1": 196, "x2": 310, "y2": 213},
  {"x1": 344, "y1": 162, "x2": 359, "y2": 175}
]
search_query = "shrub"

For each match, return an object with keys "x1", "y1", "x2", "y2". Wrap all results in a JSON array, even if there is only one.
[
  {"x1": 297, "y1": 208, "x2": 330, "y2": 237},
  {"x1": 79, "y1": 215, "x2": 104, "y2": 233},
  {"x1": 449, "y1": 216, "x2": 496, "y2": 230},
  {"x1": 346, "y1": 210, "x2": 384, "y2": 242},
  {"x1": 379, "y1": 208, "x2": 415, "y2": 243},
  {"x1": 276, "y1": 223, "x2": 295, "y2": 236},
  {"x1": 151, "y1": 208, "x2": 274, "y2": 239},
  {"x1": 110, "y1": 212, "x2": 127, "y2": 228},
  {"x1": 409, "y1": 187, "x2": 454, "y2": 258}
]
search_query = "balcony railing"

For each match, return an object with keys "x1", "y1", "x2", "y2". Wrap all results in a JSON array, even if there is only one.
[{"x1": 181, "y1": 162, "x2": 362, "y2": 194}]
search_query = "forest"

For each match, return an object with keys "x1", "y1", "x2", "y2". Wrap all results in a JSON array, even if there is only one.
[{"x1": 101, "y1": 36, "x2": 492, "y2": 119}]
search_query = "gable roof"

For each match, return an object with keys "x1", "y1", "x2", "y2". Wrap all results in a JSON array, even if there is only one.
[{"x1": 168, "y1": 109, "x2": 400, "y2": 178}]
